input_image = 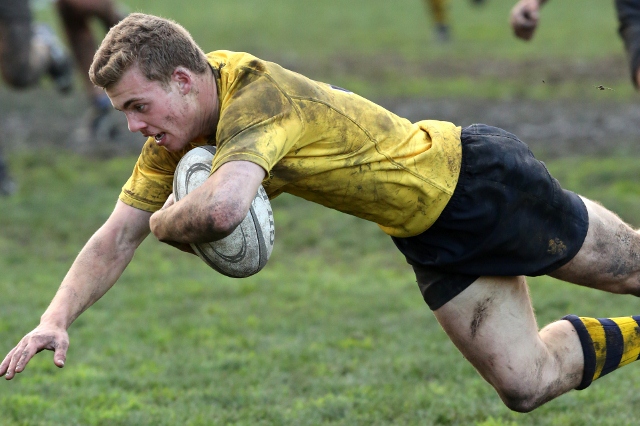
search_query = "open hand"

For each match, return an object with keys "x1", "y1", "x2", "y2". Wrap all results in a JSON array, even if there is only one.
[{"x1": 0, "y1": 324, "x2": 69, "y2": 380}]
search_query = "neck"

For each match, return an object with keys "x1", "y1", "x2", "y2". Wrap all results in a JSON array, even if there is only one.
[
  {"x1": 197, "y1": 67, "x2": 219, "y2": 141},
  {"x1": 195, "y1": 66, "x2": 219, "y2": 140}
]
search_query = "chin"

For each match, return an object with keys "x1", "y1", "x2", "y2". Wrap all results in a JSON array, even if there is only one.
[
  {"x1": 165, "y1": 142, "x2": 188, "y2": 153},
  {"x1": 162, "y1": 145, "x2": 179, "y2": 153}
]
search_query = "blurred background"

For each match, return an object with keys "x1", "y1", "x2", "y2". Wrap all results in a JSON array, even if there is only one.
[{"x1": 1, "y1": 0, "x2": 640, "y2": 424}]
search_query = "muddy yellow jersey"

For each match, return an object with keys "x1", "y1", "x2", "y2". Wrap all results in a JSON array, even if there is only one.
[{"x1": 120, "y1": 51, "x2": 461, "y2": 237}]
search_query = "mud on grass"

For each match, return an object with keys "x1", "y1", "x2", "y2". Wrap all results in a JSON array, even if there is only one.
[{"x1": 1, "y1": 81, "x2": 639, "y2": 162}]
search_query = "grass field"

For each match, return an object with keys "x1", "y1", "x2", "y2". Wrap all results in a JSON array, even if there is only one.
[
  {"x1": 3, "y1": 152, "x2": 640, "y2": 426},
  {"x1": 3, "y1": 0, "x2": 640, "y2": 424},
  {"x1": 36, "y1": 0, "x2": 631, "y2": 100}
]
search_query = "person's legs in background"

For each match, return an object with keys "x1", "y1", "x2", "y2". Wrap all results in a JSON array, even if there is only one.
[
  {"x1": 423, "y1": 0, "x2": 451, "y2": 42},
  {"x1": 0, "y1": 0, "x2": 73, "y2": 195},
  {"x1": 56, "y1": 0, "x2": 124, "y2": 138}
]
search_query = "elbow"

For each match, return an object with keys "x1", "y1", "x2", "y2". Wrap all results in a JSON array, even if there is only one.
[
  {"x1": 218, "y1": 214, "x2": 243, "y2": 237},
  {"x1": 218, "y1": 209, "x2": 246, "y2": 236}
]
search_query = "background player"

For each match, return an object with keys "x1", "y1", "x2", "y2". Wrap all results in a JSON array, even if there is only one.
[
  {"x1": 0, "y1": 0, "x2": 74, "y2": 195},
  {"x1": 423, "y1": 0, "x2": 486, "y2": 42},
  {"x1": 55, "y1": 0, "x2": 124, "y2": 137},
  {"x1": 510, "y1": 0, "x2": 640, "y2": 89}
]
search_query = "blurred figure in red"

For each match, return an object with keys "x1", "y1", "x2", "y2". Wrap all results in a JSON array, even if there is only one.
[{"x1": 56, "y1": 0, "x2": 124, "y2": 137}]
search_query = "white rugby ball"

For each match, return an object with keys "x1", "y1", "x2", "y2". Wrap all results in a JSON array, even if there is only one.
[{"x1": 173, "y1": 146, "x2": 275, "y2": 278}]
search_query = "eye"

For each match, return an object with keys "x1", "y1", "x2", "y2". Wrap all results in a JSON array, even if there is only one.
[{"x1": 134, "y1": 104, "x2": 145, "y2": 112}]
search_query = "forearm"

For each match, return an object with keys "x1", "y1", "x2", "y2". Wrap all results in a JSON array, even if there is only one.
[
  {"x1": 0, "y1": 202, "x2": 150, "y2": 380},
  {"x1": 39, "y1": 228, "x2": 138, "y2": 329},
  {"x1": 150, "y1": 161, "x2": 266, "y2": 245},
  {"x1": 150, "y1": 196, "x2": 233, "y2": 244},
  {"x1": 39, "y1": 201, "x2": 151, "y2": 329}
]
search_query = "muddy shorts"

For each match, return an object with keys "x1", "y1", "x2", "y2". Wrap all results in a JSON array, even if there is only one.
[{"x1": 392, "y1": 124, "x2": 589, "y2": 311}]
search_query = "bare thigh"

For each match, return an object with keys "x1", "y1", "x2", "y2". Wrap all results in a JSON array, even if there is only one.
[
  {"x1": 433, "y1": 275, "x2": 583, "y2": 411},
  {"x1": 550, "y1": 196, "x2": 640, "y2": 295}
]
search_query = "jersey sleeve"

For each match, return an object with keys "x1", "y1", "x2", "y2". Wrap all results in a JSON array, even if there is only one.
[
  {"x1": 211, "y1": 71, "x2": 304, "y2": 175},
  {"x1": 119, "y1": 137, "x2": 183, "y2": 212}
]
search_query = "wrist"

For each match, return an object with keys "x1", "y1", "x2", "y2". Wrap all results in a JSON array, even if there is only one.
[
  {"x1": 149, "y1": 210, "x2": 166, "y2": 239},
  {"x1": 40, "y1": 312, "x2": 70, "y2": 330}
]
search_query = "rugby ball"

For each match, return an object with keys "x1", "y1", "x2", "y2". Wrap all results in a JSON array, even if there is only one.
[{"x1": 173, "y1": 146, "x2": 274, "y2": 278}]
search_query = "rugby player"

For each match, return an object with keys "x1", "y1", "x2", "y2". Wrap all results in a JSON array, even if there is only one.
[{"x1": 3, "y1": 13, "x2": 640, "y2": 413}]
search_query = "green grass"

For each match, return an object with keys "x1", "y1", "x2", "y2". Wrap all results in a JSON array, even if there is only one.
[
  {"x1": 4, "y1": 1, "x2": 640, "y2": 424},
  {"x1": 121, "y1": 0, "x2": 619, "y2": 61},
  {"x1": 32, "y1": 0, "x2": 635, "y2": 100},
  {"x1": 2, "y1": 150, "x2": 640, "y2": 425}
]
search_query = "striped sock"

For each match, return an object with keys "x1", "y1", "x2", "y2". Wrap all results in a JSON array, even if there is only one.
[{"x1": 562, "y1": 315, "x2": 640, "y2": 390}]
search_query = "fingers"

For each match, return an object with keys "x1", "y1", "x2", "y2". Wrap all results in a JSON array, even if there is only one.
[
  {"x1": 1, "y1": 329, "x2": 69, "y2": 380},
  {"x1": 14, "y1": 344, "x2": 37, "y2": 373},
  {"x1": 3, "y1": 339, "x2": 39, "y2": 379},
  {"x1": 53, "y1": 340, "x2": 69, "y2": 368},
  {"x1": 0, "y1": 347, "x2": 17, "y2": 378}
]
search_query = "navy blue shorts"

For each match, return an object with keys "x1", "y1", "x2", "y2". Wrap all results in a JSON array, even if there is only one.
[{"x1": 392, "y1": 124, "x2": 589, "y2": 311}]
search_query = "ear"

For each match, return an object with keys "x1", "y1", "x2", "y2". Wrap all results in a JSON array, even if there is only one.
[{"x1": 172, "y1": 67, "x2": 193, "y2": 95}]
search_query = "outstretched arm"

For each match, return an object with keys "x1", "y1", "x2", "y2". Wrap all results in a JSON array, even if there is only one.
[
  {"x1": 150, "y1": 160, "x2": 266, "y2": 245},
  {"x1": 510, "y1": 0, "x2": 548, "y2": 41},
  {"x1": 0, "y1": 200, "x2": 151, "y2": 379}
]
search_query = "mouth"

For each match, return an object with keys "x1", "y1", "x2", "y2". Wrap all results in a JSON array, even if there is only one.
[{"x1": 154, "y1": 133, "x2": 166, "y2": 144}]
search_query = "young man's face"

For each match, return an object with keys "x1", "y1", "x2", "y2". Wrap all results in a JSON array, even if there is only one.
[{"x1": 106, "y1": 65, "x2": 197, "y2": 152}]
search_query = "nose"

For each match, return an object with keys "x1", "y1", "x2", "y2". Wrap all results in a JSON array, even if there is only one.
[{"x1": 125, "y1": 112, "x2": 146, "y2": 133}]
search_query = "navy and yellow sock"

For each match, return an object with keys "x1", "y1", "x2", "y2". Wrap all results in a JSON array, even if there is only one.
[{"x1": 562, "y1": 315, "x2": 640, "y2": 389}]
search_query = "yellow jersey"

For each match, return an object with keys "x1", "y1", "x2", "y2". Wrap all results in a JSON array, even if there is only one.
[{"x1": 120, "y1": 51, "x2": 462, "y2": 237}]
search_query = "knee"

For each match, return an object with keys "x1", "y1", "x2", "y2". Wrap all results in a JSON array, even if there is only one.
[
  {"x1": 622, "y1": 269, "x2": 640, "y2": 296},
  {"x1": 627, "y1": 283, "x2": 640, "y2": 298},
  {"x1": 608, "y1": 273, "x2": 640, "y2": 297},
  {"x1": 487, "y1": 372, "x2": 548, "y2": 413},
  {"x1": 495, "y1": 385, "x2": 544, "y2": 413},
  {"x1": 1, "y1": 65, "x2": 34, "y2": 89},
  {"x1": 0, "y1": 31, "x2": 39, "y2": 88}
]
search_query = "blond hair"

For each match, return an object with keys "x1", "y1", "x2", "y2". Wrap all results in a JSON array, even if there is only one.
[{"x1": 90, "y1": 13, "x2": 209, "y2": 89}]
